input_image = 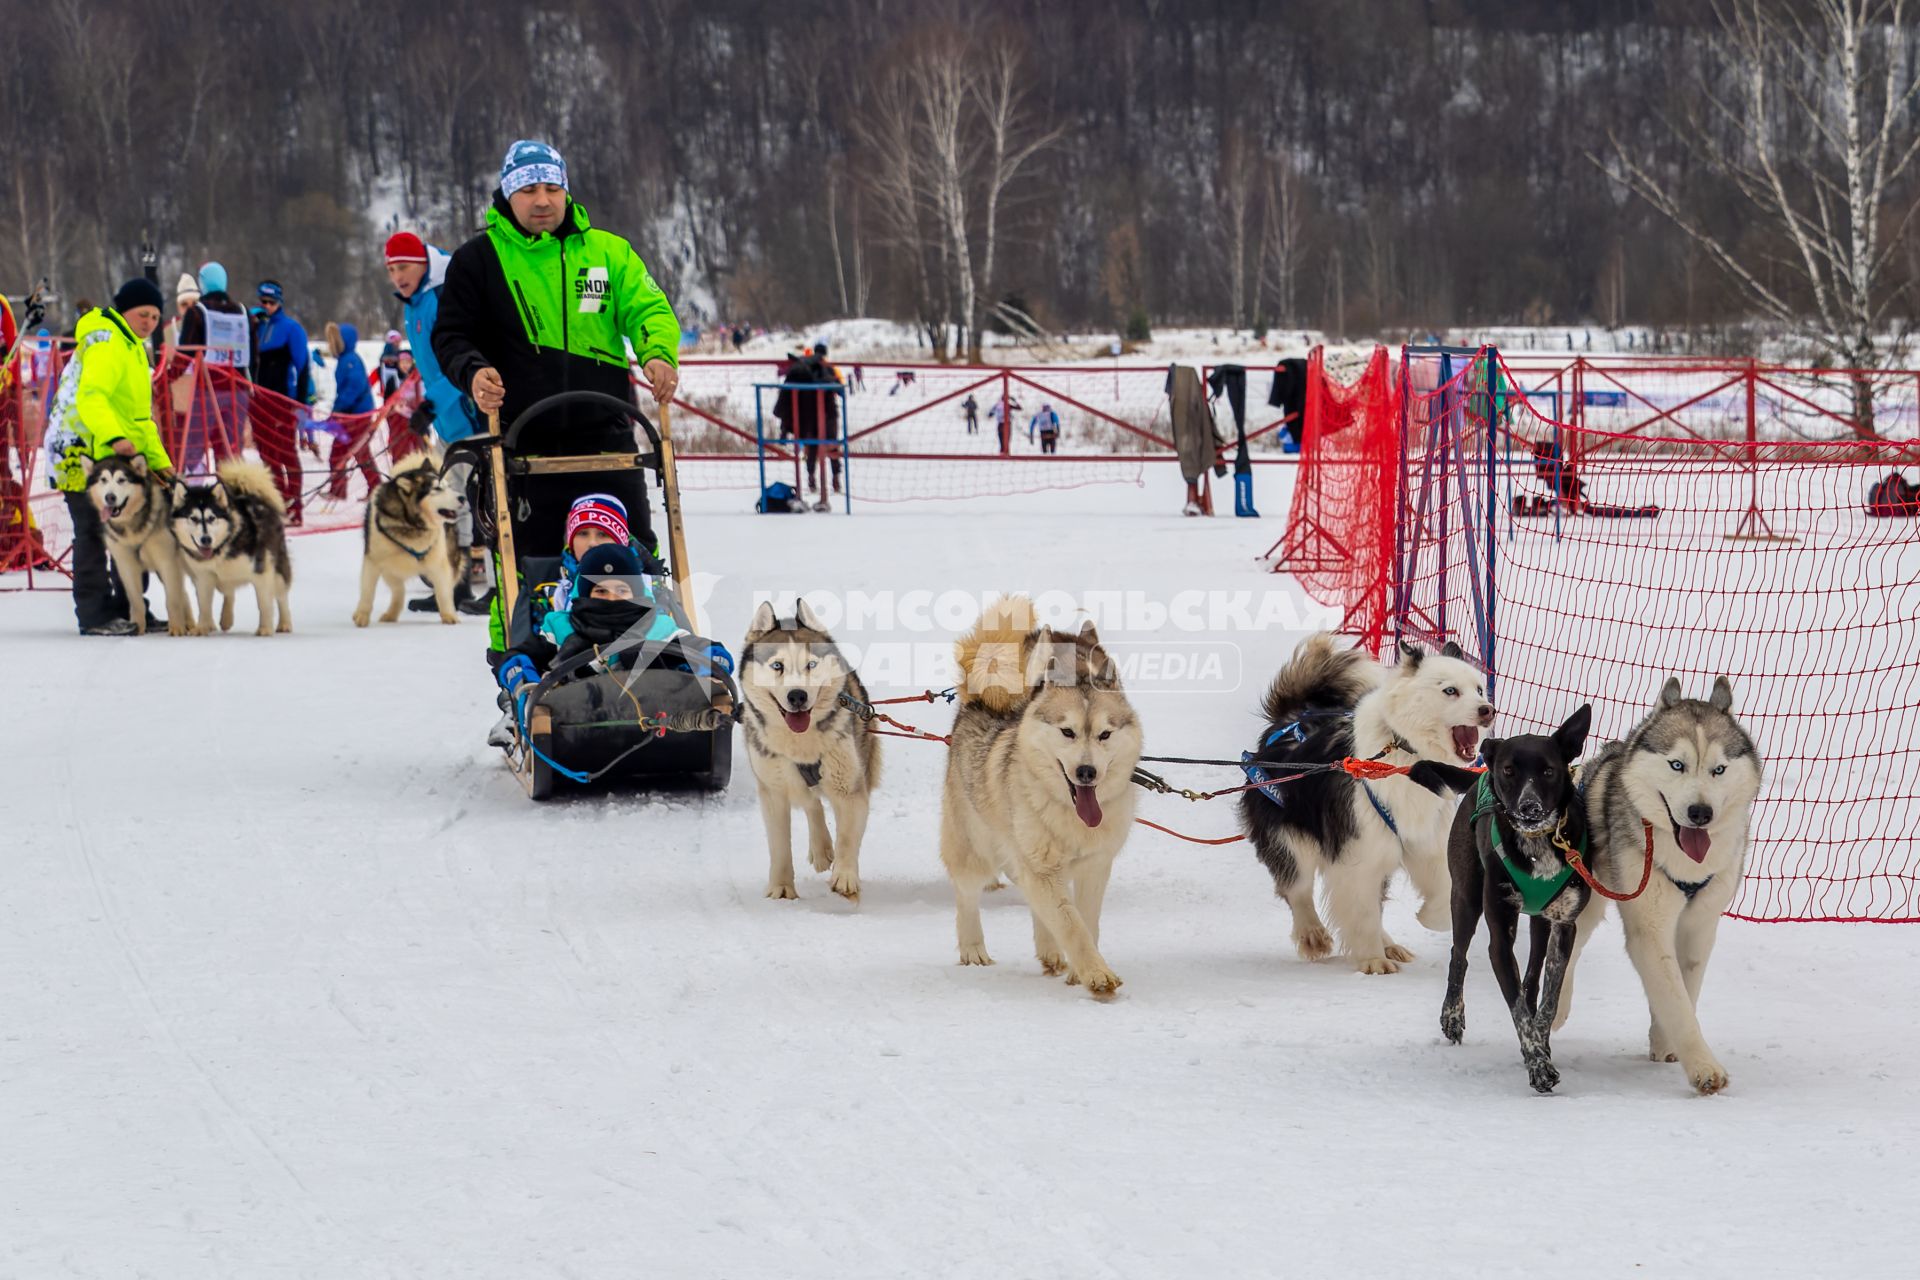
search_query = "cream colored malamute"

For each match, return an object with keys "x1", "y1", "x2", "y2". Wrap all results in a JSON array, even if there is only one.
[{"x1": 940, "y1": 597, "x2": 1144, "y2": 999}]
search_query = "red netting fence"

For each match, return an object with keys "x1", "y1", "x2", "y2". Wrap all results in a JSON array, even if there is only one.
[
  {"x1": 670, "y1": 359, "x2": 1301, "y2": 503},
  {"x1": 1389, "y1": 346, "x2": 1920, "y2": 923},
  {"x1": 3, "y1": 336, "x2": 436, "y2": 588},
  {"x1": 1267, "y1": 345, "x2": 1398, "y2": 652}
]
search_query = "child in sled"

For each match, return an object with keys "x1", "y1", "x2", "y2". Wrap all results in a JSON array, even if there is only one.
[{"x1": 486, "y1": 506, "x2": 691, "y2": 747}]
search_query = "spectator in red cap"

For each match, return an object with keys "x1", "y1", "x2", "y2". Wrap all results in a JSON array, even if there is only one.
[{"x1": 386, "y1": 228, "x2": 490, "y2": 615}]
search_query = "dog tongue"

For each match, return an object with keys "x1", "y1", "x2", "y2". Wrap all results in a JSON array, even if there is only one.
[
  {"x1": 1072, "y1": 784, "x2": 1103, "y2": 828},
  {"x1": 1451, "y1": 726, "x2": 1479, "y2": 761},
  {"x1": 782, "y1": 710, "x2": 812, "y2": 734},
  {"x1": 1676, "y1": 826, "x2": 1712, "y2": 863}
]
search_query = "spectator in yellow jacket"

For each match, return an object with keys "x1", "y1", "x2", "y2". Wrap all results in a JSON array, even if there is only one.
[{"x1": 42, "y1": 278, "x2": 174, "y2": 634}]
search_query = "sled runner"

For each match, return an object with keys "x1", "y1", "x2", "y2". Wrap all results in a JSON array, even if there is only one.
[{"x1": 449, "y1": 390, "x2": 736, "y2": 800}]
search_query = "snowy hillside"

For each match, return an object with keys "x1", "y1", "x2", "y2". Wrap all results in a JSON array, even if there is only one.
[{"x1": 6, "y1": 471, "x2": 1916, "y2": 1277}]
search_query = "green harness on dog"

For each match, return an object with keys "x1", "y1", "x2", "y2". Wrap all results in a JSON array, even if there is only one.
[{"x1": 1473, "y1": 773, "x2": 1575, "y2": 916}]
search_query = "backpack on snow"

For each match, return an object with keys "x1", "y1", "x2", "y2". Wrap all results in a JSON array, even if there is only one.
[{"x1": 757, "y1": 481, "x2": 804, "y2": 513}]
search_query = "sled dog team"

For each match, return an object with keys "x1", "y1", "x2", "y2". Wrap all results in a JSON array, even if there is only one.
[
  {"x1": 81, "y1": 451, "x2": 468, "y2": 635},
  {"x1": 741, "y1": 597, "x2": 1763, "y2": 1096}
]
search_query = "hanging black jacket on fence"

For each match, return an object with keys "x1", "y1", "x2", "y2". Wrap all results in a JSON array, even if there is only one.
[{"x1": 1268, "y1": 357, "x2": 1308, "y2": 446}]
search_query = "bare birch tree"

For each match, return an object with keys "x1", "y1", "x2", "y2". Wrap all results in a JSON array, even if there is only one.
[
  {"x1": 1215, "y1": 128, "x2": 1258, "y2": 329},
  {"x1": 970, "y1": 33, "x2": 1063, "y2": 359},
  {"x1": 1601, "y1": 0, "x2": 1920, "y2": 435}
]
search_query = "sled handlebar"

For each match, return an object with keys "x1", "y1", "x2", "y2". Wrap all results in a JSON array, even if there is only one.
[{"x1": 502, "y1": 391, "x2": 664, "y2": 454}]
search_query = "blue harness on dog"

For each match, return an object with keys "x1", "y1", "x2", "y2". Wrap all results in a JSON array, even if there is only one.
[{"x1": 1241, "y1": 710, "x2": 1405, "y2": 839}]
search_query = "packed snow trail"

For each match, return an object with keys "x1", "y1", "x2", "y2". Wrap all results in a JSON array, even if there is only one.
[{"x1": 5, "y1": 471, "x2": 1916, "y2": 1277}]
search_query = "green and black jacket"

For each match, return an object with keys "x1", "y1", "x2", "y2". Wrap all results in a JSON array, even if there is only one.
[{"x1": 433, "y1": 192, "x2": 680, "y2": 455}]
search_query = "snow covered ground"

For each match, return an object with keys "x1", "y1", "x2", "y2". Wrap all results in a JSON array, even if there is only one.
[{"x1": 6, "y1": 468, "x2": 1917, "y2": 1278}]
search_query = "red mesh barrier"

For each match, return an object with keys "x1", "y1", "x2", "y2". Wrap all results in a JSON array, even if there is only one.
[
  {"x1": 670, "y1": 360, "x2": 1297, "y2": 504},
  {"x1": 1, "y1": 341, "x2": 414, "y2": 588},
  {"x1": 1391, "y1": 347, "x2": 1920, "y2": 923},
  {"x1": 1269, "y1": 346, "x2": 1398, "y2": 653}
]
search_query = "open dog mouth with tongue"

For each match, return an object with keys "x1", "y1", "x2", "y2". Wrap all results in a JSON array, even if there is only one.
[
  {"x1": 1449, "y1": 724, "x2": 1480, "y2": 762},
  {"x1": 1663, "y1": 796, "x2": 1713, "y2": 863},
  {"x1": 1061, "y1": 764, "x2": 1104, "y2": 827}
]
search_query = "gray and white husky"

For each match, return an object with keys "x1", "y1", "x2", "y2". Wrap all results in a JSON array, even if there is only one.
[
  {"x1": 740, "y1": 600, "x2": 881, "y2": 901},
  {"x1": 1556, "y1": 676, "x2": 1763, "y2": 1094}
]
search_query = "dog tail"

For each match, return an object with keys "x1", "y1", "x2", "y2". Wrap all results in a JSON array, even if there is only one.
[
  {"x1": 1260, "y1": 633, "x2": 1375, "y2": 725},
  {"x1": 391, "y1": 450, "x2": 438, "y2": 478},
  {"x1": 954, "y1": 595, "x2": 1039, "y2": 715},
  {"x1": 216, "y1": 458, "x2": 287, "y2": 515}
]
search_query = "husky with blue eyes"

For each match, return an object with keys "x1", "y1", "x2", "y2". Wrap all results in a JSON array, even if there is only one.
[
  {"x1": 740, "y1": 599, "x2": 882, "y2": 902},
  {"x1": 1555, "y1": 676, "x2": 1763, "y2": 1094}
]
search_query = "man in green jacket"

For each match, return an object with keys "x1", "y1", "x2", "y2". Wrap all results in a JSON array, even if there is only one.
[
  {"x1": 433, "y1": 139, "x2": 681, "y2": 564},
  {"x1": 43, "y1": 277, "x2": 175, "y2": 635}
]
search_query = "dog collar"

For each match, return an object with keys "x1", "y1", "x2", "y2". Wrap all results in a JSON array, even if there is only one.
[
  {"x1": 1473, "y1": 774, "x2": 1575, "y2": 915},
  {"x1": 374, "y1": 516, "x2": 433, "y2": 560},
  {"x1": 1662, "y1": 869, "x2": 1715, "y2": 901}
]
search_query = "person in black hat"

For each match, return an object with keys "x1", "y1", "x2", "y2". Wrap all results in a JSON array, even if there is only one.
[{"x1": 42, "y1": 278, "x2": 176, "y2": 634}]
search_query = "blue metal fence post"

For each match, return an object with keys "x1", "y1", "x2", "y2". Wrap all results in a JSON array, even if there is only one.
[
  {"x1": 1483, "y1": 347, "x2": 1499, "y2": 703},
  {"x1": 753, "y1": 385, "x2": 769, "y2": 511}
]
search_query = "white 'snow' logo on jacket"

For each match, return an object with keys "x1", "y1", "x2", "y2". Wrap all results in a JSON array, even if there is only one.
[{"x1": 575, "y1": 266, "x2": 609, "y2": 314}]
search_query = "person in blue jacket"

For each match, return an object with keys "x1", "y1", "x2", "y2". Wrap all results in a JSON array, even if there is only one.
[
  {"x1": 249, "y1": 280, "x2": 314, "y2": 521},
  {"x1": 321, "y1": 321, "x2": 379, "y2": 499},
  {"x1": 385, "y1": 230, "x2": 490, "y2": 612},
  {"x1": 383, "y1": 231, "x2": 479, "y2": 444}
]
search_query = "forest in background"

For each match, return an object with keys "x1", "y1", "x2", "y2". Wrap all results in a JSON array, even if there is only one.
[{"x1": 6, "y1": 0, "x2": 1918, "y2": 358}]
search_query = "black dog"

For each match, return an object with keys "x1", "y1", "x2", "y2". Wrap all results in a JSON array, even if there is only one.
[{"x1": 1415, "y1": 705, "x2": 1592, "y2": 1093}]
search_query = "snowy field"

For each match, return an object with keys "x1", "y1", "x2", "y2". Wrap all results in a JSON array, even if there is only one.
[{"x1": 6, "y1": 464, "x2": 1918, "y2": 1278}]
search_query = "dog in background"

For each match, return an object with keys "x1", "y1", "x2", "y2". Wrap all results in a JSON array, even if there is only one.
[
  {"x1": 87, "y1": 453, "x2": 193, "y2": 636},
  {"x1": 353, "y1": 454, "x2": 462, "y2": 626},
  {"x1": 1555, "y1": 677, "x2": 1762, "y2": 1094},
  {"x1": 168, "y1": 459, "x2": 293, "y2": 636},
  {"x1": 1238, "y1": 635, "x2": 1492, "y2": 973},
  {"x1": 1423, "y1": 706, "x2": 1592, "y2": 1093},
  {"x1": 940, "y1": 597, "x2": 1144, "y2": 999},
  {"x1": 739, "y1": 600, "x2": 881, "y2": 901}
]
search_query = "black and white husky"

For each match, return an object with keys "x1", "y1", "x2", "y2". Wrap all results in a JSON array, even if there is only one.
[
  {"x1": 1238, "y1": 634, "x2": 1493, "y2": 973},
  {"x1": 168, "y1": 459, "x2": 293, "y2": 636}
]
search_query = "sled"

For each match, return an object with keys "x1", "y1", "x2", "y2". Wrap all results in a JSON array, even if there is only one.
[{"x1": 449, "y1": 390, "x2": 735, "y2": 801}]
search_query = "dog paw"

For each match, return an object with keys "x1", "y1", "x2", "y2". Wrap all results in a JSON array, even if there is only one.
[
  {"x1": 1294, "y1": 925, "x2": 1335, "y2": 962},
  {"x1": 275, "y1": 620, "x2": 291, "y2": 634},
  {"x1": 1440, "y1": 1003, "x2": 1465, "y2": 1044},
  {"x1": 1037, "y1": 952, "x2": 1068, "y2": 977},
  {"x1": 439, "y1": 613, "x2": 458, "y2": 625},
  {"x1": 351, "y1": 611, "x2": 370, "y2": 628},
  {"x1": 809, "y1": 846, "x2": 834, "y2": 874},
  {"x1": 190, "y1": 623, "x2": 211, "y2": 637},
  {"x1": 255, "y1": 624, "x2": 274, "y2": 637},
  {"x1": 958, "y1": 943, "x2": 994, "y2": 966},
  {"x1": 764, "y1": 882, "x2": 798, "y2": 901},
  {"x1": 1649, "y1": 1027, "x2": 1677, "y2": 1062},
  {"x1": 1527, "y1": 1059, "x2": 1561, "y2": 1094},
  {"x1": 1354, "y1": 954, "x2": 1402, "y2": 975},
  {"x1": 829, "y1": 869, "x2": 859, "y2": 902},
  {"x1": 1384, "y1": 942, "x2": 1416, "y2": 964},
  {"x1": 1074, "y1": 966, "x2": 1123, "y2": 999},
  {"x1": 1417, "y1": 898, "x2": 1451, "y2": 931},
  {"x1": 1685, "y1": 1055, "x2": 1729, "y2": 1095},
  {"x1": 167, "y1": 619, "x2": 189, "y2": 637}
]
